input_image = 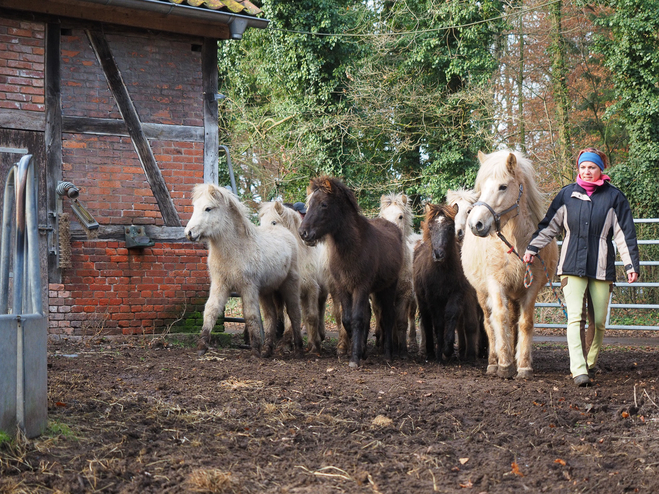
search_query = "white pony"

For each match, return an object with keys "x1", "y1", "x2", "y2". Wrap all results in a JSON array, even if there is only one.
[
  {"x1": 378, "y1": 192, "x2": 419, "y2": 354},
  {"x1": 258, "y1": 201, "x2": 329, "y2": 354},
  {"x1": 185, "y1": 184, "x2": 303, "y2": 357},
  {"x1": 446, "y1": 188, "x2": 479, "y2": 244},
  {"x1": 461, "y1": 150, "x2": 558, "y2": 379}
]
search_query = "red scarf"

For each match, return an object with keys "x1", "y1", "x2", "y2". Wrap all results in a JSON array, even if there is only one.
[{"x1": 577, "y1": 174, "x2": 610, "y2": 196}]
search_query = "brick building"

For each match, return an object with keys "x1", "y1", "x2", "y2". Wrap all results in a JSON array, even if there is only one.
[{"x1": 0, "y1": 0, "x2": 268, "y2": 336}]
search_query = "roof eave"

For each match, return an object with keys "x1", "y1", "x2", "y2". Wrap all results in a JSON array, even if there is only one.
[{"x1": 80, "y1": 0, "x2": 270, "y2": 36}]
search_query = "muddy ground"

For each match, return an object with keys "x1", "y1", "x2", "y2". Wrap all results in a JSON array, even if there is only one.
[{"x1": 2, "y1": 329, "x2": 659, "y2": 494}]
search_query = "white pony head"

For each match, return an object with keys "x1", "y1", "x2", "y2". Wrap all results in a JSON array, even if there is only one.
[
  {"x1": 379, "y1": 192, "x2": 413, "y2": 238},
  {"x1": 468, "y1": 149, "x2": 543, "y2": 237},
  {"x1": 446, "y1": 188, "x2": 479, "y2": 242},
  {"x1": 185, "y1": 184, "x2": 252, "y2": 242},
  {"x1": 258, "y1": 201, "x2": 302, "y2": 233}
]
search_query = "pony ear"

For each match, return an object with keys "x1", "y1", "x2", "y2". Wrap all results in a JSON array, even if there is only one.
[
  {"x1": 274, "y1": 201, "x2": 284, "y2": 214},
  {"x1": 506, "y1": 153, "x2": 517, "y2": 174},
  {"x1": 424, "y1": 203, "x2": 431, "y2": 215},
  {"x1": 401, "y1": 194, "x2": 408, "y2": 205},
  {"x1": 477, "y1": 150, "x2": 487, "y2": 163},
  {"x1": 209, "y1": 184, "x2": 226, "y2": 204},
  {"x1": 452, "y1": 203, "x2": 459, "y2": 215},
  {"x1": 380, "y1": 195, "x2": 392, "y2": 208},
  {"x1": 321, "y1": 178, "x2": 334, "y2": 193}
]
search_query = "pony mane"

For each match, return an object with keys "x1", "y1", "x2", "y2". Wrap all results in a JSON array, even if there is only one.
[
  {"x1": 474, "y1": 149, "x2": 546, "y2": 226},
  {"x1": 425, "y1": 203, "x2": 456, "y2": 223},
  {"x1": 421, "y1": 203, "x2": 455, "y2": 242},
  {"x1": 308, "y1": 176, "x2": 361, "y2": 214},
  {"x1": 446, "y1": 188, "x2": 479, "y2": 207},
  {"x1": 379, "y1": 192, "x2": 413, "y2": 238},
  {"x1": 192, "y1": 183, "x2": 255, "y2": 236}
]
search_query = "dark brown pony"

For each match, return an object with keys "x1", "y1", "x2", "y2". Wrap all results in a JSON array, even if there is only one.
[
  {"x1": 298, "y1": 177, "x2": 404, "y2": 368},
  {"x1": 413, "y1": 203, "x2": 483, "y2": 362}
]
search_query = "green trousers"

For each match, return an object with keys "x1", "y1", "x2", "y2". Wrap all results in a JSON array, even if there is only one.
[{"x1": 561, "y1": 275, "x2": 612, "y2": 378}]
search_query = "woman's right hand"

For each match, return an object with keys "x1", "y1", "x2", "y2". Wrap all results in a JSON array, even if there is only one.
[{"x1": 523, "y1": 253, "x2": 535, "y2": 264}]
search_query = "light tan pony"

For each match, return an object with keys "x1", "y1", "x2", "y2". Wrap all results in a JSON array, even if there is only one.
[
  {"x1": 378, "y1": 192, "x2": 419, "y2": 354},
  {"x1": 185, "y1": 184, "x2": 303, "y2": 358},
  {"x1": 446, "y1": 188, "x2": 479, "y2": 244},
  {"x1": 258, "y1": 201, "x2": 329, "y2": 354},
  {"x1": 461, "y1": 149, "x2": 558, "y2": 379}
]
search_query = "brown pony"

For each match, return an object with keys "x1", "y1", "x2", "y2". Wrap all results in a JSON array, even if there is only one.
[
  {"x1": 298, "y1": 177, "x2": 404, "y2": 368},
  {"x1": 413, "y1": 203, "x2": 483, "y2": 362}
]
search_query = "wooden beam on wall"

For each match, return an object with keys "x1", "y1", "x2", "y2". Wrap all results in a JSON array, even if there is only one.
[
  {"x1": 69, "y1": 224, "x2": 186, "y2": 242},
  {"x1": 1, "y1": 111, "x2": 205, "y2": 143},
  {"x1": 86, "y1": 29, "x2": 181, "y2": 227},
  {"x1": 45, "y1": 22, "x2": 62, "y2": 282},
  {"x1": 62, "y1": 116, "x2": 204, "y2": 142},
  {"x1": 0, "y1": 109, "x2": 45, "y2": 132},
  {"x1": 202, "y1": 38, "x2": 219, "y2": 186}
]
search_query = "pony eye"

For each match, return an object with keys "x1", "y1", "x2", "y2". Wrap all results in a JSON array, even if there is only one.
[
  {"x1": 205, "y1": 207, "x2": 213, "y2": 212},
  {"x1": 398, "y1": 214, "x2": 403, "y2": 220},
  {"x1": 320, "y1": 202, "x2": 327, "y2": 209},
  {"x1": 499, "y1": 185, "x2": 508, "y2": 191},
  {"x1": 271, "y1": 221, "x2": 277, "y2": 226}
]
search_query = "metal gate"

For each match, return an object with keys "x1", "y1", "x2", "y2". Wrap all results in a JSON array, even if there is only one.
[
  {"x1": 0, "y1": 154, "x2": 48, "y2": 438},
  {"x1": 535, "y1": 218, "x2": 659, "y2": 331}
]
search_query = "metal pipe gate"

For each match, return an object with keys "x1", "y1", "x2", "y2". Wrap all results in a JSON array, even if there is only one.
[{"x1": 0, "y1": 154, "x2": 48, "y2": 438}]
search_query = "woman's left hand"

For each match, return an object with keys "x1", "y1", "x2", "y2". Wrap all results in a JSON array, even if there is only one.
[{"x1": 628, "y1": 272, "x2": 639, "y2": 283}]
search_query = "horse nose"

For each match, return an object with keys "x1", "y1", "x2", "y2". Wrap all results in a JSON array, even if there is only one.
[
  {"x1": 298, "y1": 227, "x2": 309, "y2": 241},
  {"x1": 432, "y1": 249, "x2": 445, "y2": 262},
  {"x1": 471, "y1": 220, "x2": 487, "y2": 236},
  {"x1": 457, "y1": 228, "x2": 464, "y2": 240},
  {"x1": 185, "y1": 228, "x2": 197, "y2": 241}
]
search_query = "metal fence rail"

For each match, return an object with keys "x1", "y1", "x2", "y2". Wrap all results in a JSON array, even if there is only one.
[{"x1": 535, "y1": 218, "x2": 659, "y2": 330}]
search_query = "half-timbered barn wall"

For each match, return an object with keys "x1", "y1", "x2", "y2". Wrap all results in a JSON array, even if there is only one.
[{"x1": 0, "y1": 9, "x2": 233, "y2": 336}]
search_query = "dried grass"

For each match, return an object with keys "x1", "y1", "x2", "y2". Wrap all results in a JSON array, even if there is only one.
[{"x1": 187, "y1": 468, "x2": 245, "y2": 493}]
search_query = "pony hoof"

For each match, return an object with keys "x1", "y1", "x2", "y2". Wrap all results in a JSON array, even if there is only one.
[
  {"x1": 516, "y1": 368, "x2": 533, "y2": 380},
  {"x1": 497, "y1": 364, "x2": 516, "y2": 379},
  {"x1": 261, "y1": 346, "x2": 273, "y2": 358},
  {"x1": 348, "y1": 360, "x2": 359, "y2": 369},
  {"x1": 196, "y1": 340, "x2": 209, "y2": 356},
  {"x1": 486, "y1": 364, "x2": 498, "y2": 375}
]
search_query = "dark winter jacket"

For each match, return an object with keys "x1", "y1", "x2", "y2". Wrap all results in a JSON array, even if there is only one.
[{"x1": 524, "y1": 181, "x2": 640, "y2": 281}]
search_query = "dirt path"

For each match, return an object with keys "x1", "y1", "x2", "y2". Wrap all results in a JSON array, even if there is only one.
[{"x1": 2, "y1": 334, "x2": 659, "y2": 493}]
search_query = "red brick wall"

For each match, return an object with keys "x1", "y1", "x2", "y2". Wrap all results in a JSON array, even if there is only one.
[
  {"x1": 0, "y1": 18, "x2": 44, "y2": 112},
  {"x1": 60, "y1": 29, "x2": 203, "y2": 124},
  {"x1": 61, "y1": 135, "x2": 203, "y2": 225},
  {"x1": 49, "y1": 242, "x2": 210, "y2": 335}
]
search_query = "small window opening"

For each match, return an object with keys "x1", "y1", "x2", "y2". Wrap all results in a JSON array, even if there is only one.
[{"x1": 191, "y1": 44, "x2": 202, "y2": 52}]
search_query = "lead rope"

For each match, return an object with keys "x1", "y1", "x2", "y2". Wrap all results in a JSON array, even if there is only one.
[
  {"x1": 496, "y1": 231, "x2": 568, "y2": 319},
  {"x1": 495, "y1": 231, "x2": 534, "y2": 287}
]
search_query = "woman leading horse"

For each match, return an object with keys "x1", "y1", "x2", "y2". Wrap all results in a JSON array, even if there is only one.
[{"x1": 524, "y1": 148, "x2": 640, "y2": 387}]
